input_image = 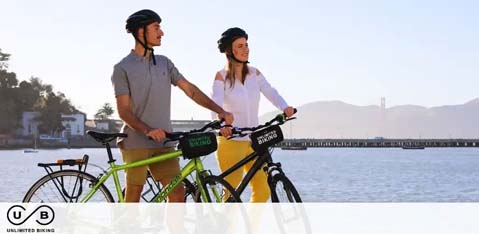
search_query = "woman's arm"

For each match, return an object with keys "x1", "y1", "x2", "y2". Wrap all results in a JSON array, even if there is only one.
[
  {"x1": 256, "y1": 69, "x2": 295, "y2": 117},
  {"x1": 176, "y1": 77, "x2": 233, "y2": 124}
]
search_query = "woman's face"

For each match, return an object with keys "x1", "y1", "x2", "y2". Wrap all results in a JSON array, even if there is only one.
[{"x1": 231, "y1": 37, "x2": 249, "y2": 62}]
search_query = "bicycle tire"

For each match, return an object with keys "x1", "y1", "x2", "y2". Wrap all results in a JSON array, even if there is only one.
[
  {"x1": 199, "y1": 175, "x2": 242, "y2": 202},
  {"x1": 23, "y1": 170, "x2": 114, "y2": 202},
  {"x1": 270, "y1": 174, "x2": 311, "y2": 234},
  {"x1": 270, "y1": 173, "x2": 302, "y2": 203}
]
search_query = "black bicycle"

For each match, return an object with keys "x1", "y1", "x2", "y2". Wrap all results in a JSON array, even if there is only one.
[{"x1": 218, "y1": 109, "x2": 302, "y2": 202}]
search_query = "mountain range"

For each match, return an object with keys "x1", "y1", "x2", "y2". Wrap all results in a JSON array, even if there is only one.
[{"x1": 260, "y1": 98, "x2": 479, "y2": 139}]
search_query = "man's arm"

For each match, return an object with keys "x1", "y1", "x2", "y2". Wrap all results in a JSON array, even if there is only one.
[
  {"x1": 116, "y1": 95, "x2": 166, "y2": 141},
  {"x1": 177, "y1": 78, "x2": 233, "y2": 124}
]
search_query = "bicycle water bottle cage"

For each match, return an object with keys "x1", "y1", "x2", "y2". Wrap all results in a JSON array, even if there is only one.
[
  {"x1": 179, "y1": 132, "x2": 218, "y2": 159},
  {"x1": 250, "y1": 125, "x2": 284, "y2": 153}
]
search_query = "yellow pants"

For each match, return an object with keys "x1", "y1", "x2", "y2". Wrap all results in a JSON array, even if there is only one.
[{"x1": 216, "y1": 137, "x2": 270, "y2": 202}]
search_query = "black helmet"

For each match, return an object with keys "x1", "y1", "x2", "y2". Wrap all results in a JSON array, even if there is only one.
[
  {"x1": 217, "y1": 27, "x2": 248, "y2": 53},
  {"x1": 125, "y1": 9, "x2": 162, "y2": 65},
  {"x1": 126, "y1": 9, "x2": 162, "y2": 35}
]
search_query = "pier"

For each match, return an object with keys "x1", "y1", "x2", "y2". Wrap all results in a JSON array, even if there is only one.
[{"x1": 278, "y1": 139, "x2": 479, "y2": 148}]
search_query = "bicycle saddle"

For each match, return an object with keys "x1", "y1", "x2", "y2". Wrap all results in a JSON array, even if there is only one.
[{"x1": 87, "y1": 131, "x2": 127, "y2": 144}]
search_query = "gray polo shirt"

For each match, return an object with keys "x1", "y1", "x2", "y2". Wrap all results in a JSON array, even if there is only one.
[{"x1": 111, "y1": 51, "x2": 184, "y2": 149}]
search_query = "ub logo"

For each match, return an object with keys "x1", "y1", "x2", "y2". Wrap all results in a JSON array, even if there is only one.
[{"x1": 7, "y1": 205, "x2": 55, "y2": 225}]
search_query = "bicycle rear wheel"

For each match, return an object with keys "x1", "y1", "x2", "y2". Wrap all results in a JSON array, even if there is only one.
[
  {"x1": 23, "y1": 170, "x2": 114, "y2": 202},
  {"x1": 199, "y1": 175, "x2": 241, "y2": 202},
  {"x1": 270, "y1": 174, "x2": 302, "y2": 203}
]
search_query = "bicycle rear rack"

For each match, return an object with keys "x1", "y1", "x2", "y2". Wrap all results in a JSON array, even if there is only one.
[
  {"x1": 37, "y1": 155, "x2": 90, "y2": 202},
  {"x1": 38, "y1": 154, "x2": 89, "y2": 174}
]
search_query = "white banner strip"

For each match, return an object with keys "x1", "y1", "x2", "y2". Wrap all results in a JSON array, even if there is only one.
[{"x1": 1, "y1": 203, "x2": 478, "y2": 234}]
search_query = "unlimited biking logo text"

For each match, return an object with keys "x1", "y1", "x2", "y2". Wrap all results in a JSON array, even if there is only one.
[{"x1": 5, "y1": 204, "x2": 55, "y2": 233}]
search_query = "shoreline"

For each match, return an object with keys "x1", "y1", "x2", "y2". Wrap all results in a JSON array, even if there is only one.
[{"x1": 0, "y1": 145, "x2": 119, "y2": 150}]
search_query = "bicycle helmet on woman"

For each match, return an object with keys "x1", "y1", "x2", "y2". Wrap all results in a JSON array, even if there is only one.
[{"x1": 217, "y1": 27, "x2": 249, "y2": 64}]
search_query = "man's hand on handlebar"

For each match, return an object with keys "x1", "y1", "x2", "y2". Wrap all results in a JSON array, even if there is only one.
[
  {"x1": 218, "y1": 111, "x2": 234, "y2": 126},
  {"x1": 146, "y1": 128, "x2": 167, "y2": 142}
]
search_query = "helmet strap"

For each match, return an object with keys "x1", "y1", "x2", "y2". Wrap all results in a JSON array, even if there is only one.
[{"x1": 133, "y1": 26, "x2": 157, "y2": 65}]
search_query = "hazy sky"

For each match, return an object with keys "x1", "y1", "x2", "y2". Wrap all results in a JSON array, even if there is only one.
[{"x1": 1, "y1": 0, "x2": 478, "y2": 119}]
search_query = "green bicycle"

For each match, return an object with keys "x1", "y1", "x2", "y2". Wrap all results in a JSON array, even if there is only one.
[{"x1": 22, "y1": 120, "x2": 241, "y2": 203}]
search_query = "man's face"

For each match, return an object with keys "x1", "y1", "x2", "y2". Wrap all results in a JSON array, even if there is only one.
[{"x1": 140, "y1": 22, "x2": 164, "y2": 47}]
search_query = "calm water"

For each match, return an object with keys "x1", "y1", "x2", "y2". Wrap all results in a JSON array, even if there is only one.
[{"x1": 1, "y1": 148, "x2": 479, "y2": 202}]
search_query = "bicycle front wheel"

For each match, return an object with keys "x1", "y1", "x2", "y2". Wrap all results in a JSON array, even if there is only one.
[
  {"x1": 270, "y1": 174, "x2": 302, "y2": 203},
  {"x1": 23, "y1": 170, "x2": 114, "y2": 202},
  {"x1": 199, "y1": 175, "x2": 241, "y2": 202}
]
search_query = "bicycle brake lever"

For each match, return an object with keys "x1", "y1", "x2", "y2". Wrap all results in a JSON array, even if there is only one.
[{"x1": 210, "y1": 119, "x2": 224, "y2": 130}]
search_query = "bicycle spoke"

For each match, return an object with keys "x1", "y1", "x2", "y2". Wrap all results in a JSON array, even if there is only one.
[{"x1": 23, "y1": 170, "x2": 114, "y2": 203}]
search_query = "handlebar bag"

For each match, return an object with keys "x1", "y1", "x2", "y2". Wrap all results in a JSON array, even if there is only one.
[
  {"x1": 250, "y1": 125, "x2": 284, "y2": 152},
  {"x1": 179, "y1": 132, "x2": 218, "y2": 159}
]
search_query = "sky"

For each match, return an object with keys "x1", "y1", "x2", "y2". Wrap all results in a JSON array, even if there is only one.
[{"x1": 1, "y1": 0, "x2": 478, "y2": 120}]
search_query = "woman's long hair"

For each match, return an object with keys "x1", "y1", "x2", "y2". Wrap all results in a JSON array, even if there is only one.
[{"x1": 225, "y1": 58, "x2": 249, "y2": 89}]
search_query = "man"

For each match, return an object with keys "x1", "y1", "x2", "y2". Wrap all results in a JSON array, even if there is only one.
[{"x1": 111, "y1": 9, "x2": 233, "y2": 202}]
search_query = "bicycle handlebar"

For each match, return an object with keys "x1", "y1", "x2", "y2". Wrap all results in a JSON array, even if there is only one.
[
  {"x1": 151, "y1": 119, "x2": 224, "y2": 143},
  {"x1": 228, "y1": 108, "x2": 297, "y2": 139}
]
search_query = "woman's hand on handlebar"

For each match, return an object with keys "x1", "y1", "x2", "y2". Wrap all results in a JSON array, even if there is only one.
[
  {"x1": 283, "y1": 106, "x2": 295, "y2": 118},
  {"x1": 146, "y1": 128, "x2": 167, "y2": 142},
  {"x1": 219, "y1": 126, "x2": 232, "y2": 138}
]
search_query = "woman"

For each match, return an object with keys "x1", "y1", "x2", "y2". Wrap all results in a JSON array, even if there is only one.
[{"x1": 211, "y1": 27, "x2": 295, "y2": 202}]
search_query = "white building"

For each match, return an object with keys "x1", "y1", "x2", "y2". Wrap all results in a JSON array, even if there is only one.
[
  {"x1": 19, "y1": 112, "x2": 40, "y2": 136},
  {"x1": 18, "y1": 112, "x2": 85, "y2": 137},
  {"x1": 61, "y1": 114, "x2": 86, "y2": 137}
]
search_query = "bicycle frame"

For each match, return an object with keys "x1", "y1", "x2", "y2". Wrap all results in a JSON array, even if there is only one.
[
  {"x1": 81, "y1": 149, "x2": 183, "y2": 202},
  {"x1": 150, "y1": 156, "x2": 211, "y2": 202},
  {"x1": 217, "y1": 148, "x2": 283, "y2": 196}
]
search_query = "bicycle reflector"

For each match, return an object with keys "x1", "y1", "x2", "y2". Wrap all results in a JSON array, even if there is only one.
[
  {"x1": 250, "y1": 125, "x2": 284, "y2": 152},
  {"x1": 179, "y1": 132, "x2": 218, "y2": 159}
]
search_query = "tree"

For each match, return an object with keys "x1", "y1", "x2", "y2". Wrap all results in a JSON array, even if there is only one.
[
  {"x1": 29, "y1": 77, "x2": 53, "y2": 99},
  {"x1": 0, "y1": 98, "x2": 18, "y2": 134},
  {"x1": 0, "y1": 49, "x2": 10, "y2": 70},
  {"x1": 0, "y1": 49, "x2": 80, "y2": 135},
  {"x1": 17, "y1": 81, "x2": 41, "y2": 111},
  {"x1": 36, "y1": 92, "x2": 66, "y2": 135},
  {"x1": 0, "y1": 70, "x2": 18, "y2": 88},
  {"x1": 95, "y1": 103, "x2": 114, "y2": 120},
  {"x1": 0, "y1": 49, "x2": 20, "y2": 134},
  {"x1": 0, "y1": 49, "x2": 17, "y2": 89}
]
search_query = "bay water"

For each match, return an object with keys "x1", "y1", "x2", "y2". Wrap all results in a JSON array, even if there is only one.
[{"x1": 1, "y1": 148, "x2": 479, "y2": 202}]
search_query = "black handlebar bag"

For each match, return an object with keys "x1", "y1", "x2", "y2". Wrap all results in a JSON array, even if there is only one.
[
  {"x1": 250, "y1": 125, "x2": 284, "y2": 153},
  {"x1": 179, "y1": 132, "x2": 218, "y2": 159}
]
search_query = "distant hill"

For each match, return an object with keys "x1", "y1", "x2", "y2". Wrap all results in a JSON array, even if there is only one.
[{"x1": 260, "y1": 98, "x2": 479, "y2": 138}]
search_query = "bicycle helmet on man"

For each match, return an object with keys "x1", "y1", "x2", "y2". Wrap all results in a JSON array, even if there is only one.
[{"x1": 126, "y1": 9, "x2": 162, "y2": 65}]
